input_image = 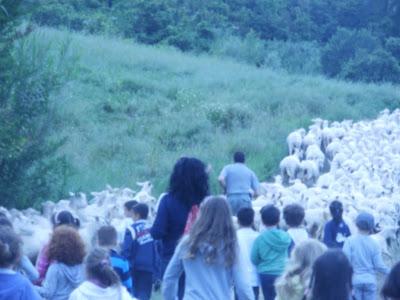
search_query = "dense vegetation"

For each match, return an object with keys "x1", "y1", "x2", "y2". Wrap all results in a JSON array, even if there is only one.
[
  {"x1": 29, "y1": 0, "x2": 400, "y2": 83},
  {"x1": 0, "y1": 1, "x2": 74, "y2": 208},
  {"x1": 13, "y1": 27, "x2": 398, "y2": 206},
  {"x1": 1, "y1": 1, "x2": 399, "y2": 208}
]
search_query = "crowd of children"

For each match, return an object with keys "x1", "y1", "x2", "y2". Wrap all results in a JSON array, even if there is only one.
[
  {"x1": 1, "y1": 156, "x2": 400, "y2": 300},
  {"x1": 1, "y1": 197, "x2": 400, "y2": 300}
]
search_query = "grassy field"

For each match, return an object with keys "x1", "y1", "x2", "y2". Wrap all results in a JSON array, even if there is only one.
[{"x1": 20, "y1": 27, "x2": 400, "y2": 197}]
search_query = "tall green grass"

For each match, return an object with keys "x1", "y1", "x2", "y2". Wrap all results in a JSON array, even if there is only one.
[{"x1": 23, "y1": 27, "x2": 400, "y2": 197}]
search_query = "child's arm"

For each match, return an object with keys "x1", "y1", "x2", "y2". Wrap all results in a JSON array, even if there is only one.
[
  {"x1": 372, "y1": 245, "x2": 389, "y2": 275},
  {"x1": 233, "y1": 247, "x2": 256, "y2": 300},
  {"x1": 35, "y1": 244, "x2": 50, "y2": 284},
  {"x1": 151, "y1": 196, "x2": 168, "y2": 240},
  {"x1": 19, "y1": 255, "x2": 39, "y2": 282},
  {"x1": 121, "y1": 260, "x2": 133, "y2": 294},
  {"x1": 162, "y1": 241, "x2": 184, "y2": 300},
  {"x1": 121, "y1": 228, "x2": 135, "y2": 261},
  {"x1": 36, "y1": 263, "x2": 58, "y2": 298},
  {"x1": 342, "y1": 239, "x2": 352, "y2": 263},
  {"x1": 250, "y1": 237, "x2": 261, "y2": 266},
  {"x1": 322, "y1": 222, "x2": 335, "y2": 248}
]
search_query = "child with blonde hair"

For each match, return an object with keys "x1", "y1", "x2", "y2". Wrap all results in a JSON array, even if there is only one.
[{"x1": 275, "y1": 239, "x2": 327, "y2": 300}]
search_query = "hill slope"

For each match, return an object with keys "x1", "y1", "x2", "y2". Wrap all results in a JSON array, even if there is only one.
[{"x1": 26, "y1": 28, "x2": 400, "y2": 196}]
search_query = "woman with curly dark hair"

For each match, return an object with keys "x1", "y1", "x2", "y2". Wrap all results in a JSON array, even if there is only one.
[
  {"x1": 151, "y1": 157, "x2": 209, "y2": 299},
  {"x1": 162, "y1": 196, "x2": 254, "y2": 300},
  {"x1": 37, "y1": 225, "x2": 85, "y2": 300}
]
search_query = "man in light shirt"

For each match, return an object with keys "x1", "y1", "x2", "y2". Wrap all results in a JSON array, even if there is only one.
[{"x1": 218, "y1": 151, "x2": 260, "y2": 215}]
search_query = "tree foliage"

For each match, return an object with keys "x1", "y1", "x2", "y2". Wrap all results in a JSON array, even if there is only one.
[
  {"x1": 0, "y1": 1, "x2": 70, "y2": 208},
  {"x1": 27, "y1": 0, "x2": 400, "y2": 84}
]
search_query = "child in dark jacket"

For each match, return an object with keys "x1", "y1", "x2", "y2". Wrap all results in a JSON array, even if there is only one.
[
  {"x1": 97, "y1": 225, "x2": 133, "y2": 294},
  {"x1": 323, "y1": 200, "x2": 351, "y2": 248},
  {"x1": 122, "y1": 203, "x2": 155, "y2": 300}
]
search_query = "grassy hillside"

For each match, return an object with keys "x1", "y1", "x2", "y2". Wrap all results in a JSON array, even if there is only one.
[{"x1": 21, "y1": 28, "x2": 400, "y2": 197}]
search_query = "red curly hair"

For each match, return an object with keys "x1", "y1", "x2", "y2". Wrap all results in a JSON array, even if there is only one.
[{"x1": 48, "y1": 225, "x2": 85, "y2": 266}]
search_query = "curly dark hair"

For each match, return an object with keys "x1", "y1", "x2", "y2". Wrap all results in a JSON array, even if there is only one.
[
  {"x1": 283, "y1": 204, "x2": 305, "y2": 227},
  {"x1": 169, "y1": 157, "x2": 209, "y2": 206},
  {"x1": 48, "y1": 225, "x2": 85, "y2": 266}
]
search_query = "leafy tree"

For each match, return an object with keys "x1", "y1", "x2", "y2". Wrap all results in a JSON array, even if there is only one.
[
  {"x1": 321, "y1": 28, "x2": 381, "y2": 77},
  {"x1": 0, "y1": 1, "x2": 70, "y2": 208},
  {"x1": 341, "y1": 49, "x2": 400, "y2": 83}
]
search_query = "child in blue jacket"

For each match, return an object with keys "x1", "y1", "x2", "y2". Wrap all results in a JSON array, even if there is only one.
[
  {"x1": 122, "y1": 203, "x2": 155, "y2": 300},
  {"x1": 323, "y1": 200, "x2": 351, "y2": 248},
  {"x1": 97, "y1": 225, "x2": 133, "y2": 294}
]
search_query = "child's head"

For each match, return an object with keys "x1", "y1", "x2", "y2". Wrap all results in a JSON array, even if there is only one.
[
  {"x1": 237, "y1": 207, "x2": 255, "y2": 228},
  {"x1": 132, "y1": 203, "x2": 149, "y2": 221},
  {"x1": 355, "y1": 212, "x2": 375, "y2": 234},
  {"x1": 382, "y1": 261, "x2": 400, "y2": 300},
  {"x1": 51, "y1": 210, "x2": 80, "y2": 229},
  {"x1": 329, "y1": 200, "x2": 343, "y2": 221},
  {"x1": 123, "y1": 200, "x2": 138, "y2": 218},
  {"x1": 233, "y1": 151, "x2": 245, "y2": 163},
  {"x1": 187, "y1": 196, "x2": 236, "y2": 267},
  {"x1": 291, "y1": 240, "x2": 327, "y2": 274},
  {"x1": 85, "y1": 247, "x2": 120, "y2": 288},
  {"x1": 283, "y1": 204, "x2": 305, "y2": 228},
  {"x1": 0, "y1": 226, "x2": 21, "y2": 268},
  {"x1": 261, "y1": 205, "x2": 280, "y2": 227},
  {"x1": 48, "y1": 225, "x2": 86, "y2": 266},
  {"x1": 278, "y1": 239, "x2": 327, "y2": 287},
  {"x1": 311, "y1": 250, "x2": 353, "y2": 300},
  {"x1": 97, "y1": 225, "x2": 118, "y2": 248}
]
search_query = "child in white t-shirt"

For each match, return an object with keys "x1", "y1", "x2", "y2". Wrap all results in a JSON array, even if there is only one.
[
  {"x1": 236, "y1": 207, "x2": 260, "y2": 300},
  {"x1": 283, "y1": 204, "x2": 308, "y2": 249}
]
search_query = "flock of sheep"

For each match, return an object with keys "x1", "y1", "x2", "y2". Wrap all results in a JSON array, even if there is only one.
[
  {"x1": 1, "y1": 109, "x2": 400, "y2": 263},
  {"x1": 255, "y1": 109, "x2": 400, "y2": 260},
  {"x1": 0, "y1": 182, "x2": 156, "y2": 260}
]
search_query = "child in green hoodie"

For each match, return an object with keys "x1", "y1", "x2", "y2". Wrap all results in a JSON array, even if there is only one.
[{"x1": 251, "y1": 205, "x2": 291, "y2": 300}]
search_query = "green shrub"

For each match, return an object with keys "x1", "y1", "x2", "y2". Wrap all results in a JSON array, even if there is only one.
[
  {"x1": 386, "y1": 37, "x2": 400, "y2": 61},
  {"x1": 0, "y1": 24, "x2": 75, "y2": 208},
  {"x1": 211, "y1": 31, "x2": 265, "y2": 66},
  {"x1": 322, "y1": 28, "x2": 381, "y2": 77},
  {"x1": 264, "y1": 40, "x2": 322, "y2": 74},
  {"x1": 341, "y1": 49, "x2": 400, "y2": 83}
]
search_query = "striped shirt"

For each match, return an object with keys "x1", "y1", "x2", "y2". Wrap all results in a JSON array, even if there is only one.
[{"x1": 109, "y1": 249, "x2": 133, "y2": 293}]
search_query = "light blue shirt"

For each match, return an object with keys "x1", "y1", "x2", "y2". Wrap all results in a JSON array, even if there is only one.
[
  {"x1": 162, "y1": 237, "x2": 255, "y2": 300},
  {"x1": 219, "y1": 163, "x2": 260, "y2": 195},
  {"x1": 343, "y1": 234, "x2": 389, "y2": 285}
]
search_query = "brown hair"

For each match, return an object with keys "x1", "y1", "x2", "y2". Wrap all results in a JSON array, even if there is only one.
[
  {"x1": 186, "y1": 196, "x2": 237, "y2": 267},
  {"x1": 97, "y1": 226, "x2": 117, "y2": 247},
  {"x1": 48, "y1": 225, "x2": 85, "y2": 266},
  {"x1": 86, "y1": 248, "x2": 120, "y2": 287},
  {"x1": 0, "y1": 226, "x2": 22, "y2": 268}
]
